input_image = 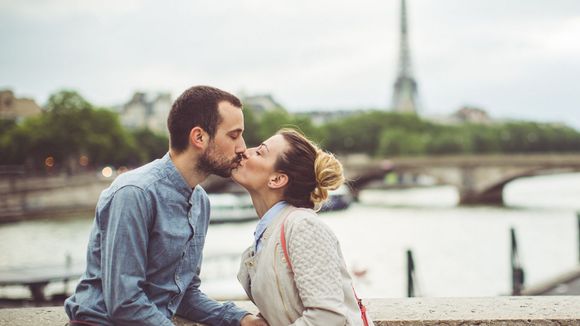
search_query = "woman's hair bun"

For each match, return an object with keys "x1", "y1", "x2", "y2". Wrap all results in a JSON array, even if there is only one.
[{"x1": 310, "y1": 149, "x2": 345, "y2": 207}]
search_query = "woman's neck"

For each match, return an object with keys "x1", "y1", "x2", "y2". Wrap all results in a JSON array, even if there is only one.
[{"x1": 249, "y1": 190, "x2": 283, "y2": 218}]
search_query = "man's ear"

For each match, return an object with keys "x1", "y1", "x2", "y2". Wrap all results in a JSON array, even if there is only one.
[
  {"x1": 268, "y1": 173, "x2": 288, "y2": 189},
  {"x1": 189, "y1": 127, "x2": 208, "y2": 149}
]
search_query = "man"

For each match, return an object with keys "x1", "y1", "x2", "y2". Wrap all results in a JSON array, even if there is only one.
[{"x1": 65, "y1": 86, "x2": 267, "y2": 326}]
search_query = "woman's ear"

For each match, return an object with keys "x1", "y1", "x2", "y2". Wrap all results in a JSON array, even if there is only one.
[
  {"x1": 268, "y1": 173, "x2": 288, "y2": 189},
  {"x1": 189, "y1": 127, "x2": 208, "y2": 149}
]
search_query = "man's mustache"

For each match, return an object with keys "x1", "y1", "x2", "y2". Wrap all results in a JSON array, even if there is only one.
[{"x1": 235, "y1": 153, "x2": 248, "y2": 163}]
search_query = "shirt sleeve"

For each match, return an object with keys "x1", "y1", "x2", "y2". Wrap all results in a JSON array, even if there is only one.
[
  {"x1": 287, "y1": 216, "x2": 348, "y2": 326},
  {"x1": 100, "y1": 185, "x2": 174, "y2": 326},
  {"x1": 176, "y1": 255, "x2": 249, "y2": 326}
]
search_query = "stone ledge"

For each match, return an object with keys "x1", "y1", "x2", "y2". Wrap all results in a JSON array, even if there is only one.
[{"x1": 0, "y1": 296, "x2": 578, "y2": 325}]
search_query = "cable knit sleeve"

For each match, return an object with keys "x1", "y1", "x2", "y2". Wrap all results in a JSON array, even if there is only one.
[{"x1": 287, "y1": 213, "x2": 347, "y2": 326}]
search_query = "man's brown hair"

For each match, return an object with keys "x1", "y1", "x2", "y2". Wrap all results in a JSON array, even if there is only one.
[{"x1": 168, "y1": 86, "x2": 242, "y2": 152}]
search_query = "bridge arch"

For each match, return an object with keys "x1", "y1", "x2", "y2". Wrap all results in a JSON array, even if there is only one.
[{"x1": 342, "y1": 154, "x2": 580, "y2": 206}]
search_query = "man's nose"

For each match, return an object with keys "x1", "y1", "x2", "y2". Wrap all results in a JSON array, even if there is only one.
[{"x1": 236, "y1": 137, "x2": 247, "y2": 153}]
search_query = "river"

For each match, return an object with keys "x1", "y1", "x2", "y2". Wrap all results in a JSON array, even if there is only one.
[{"x1": 1, "y1": 172, "x2": 579, "y2": 300}]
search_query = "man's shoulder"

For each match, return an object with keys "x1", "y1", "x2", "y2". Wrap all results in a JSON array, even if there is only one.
[{"x1": 111, "y1": 159, "x2": 164, "y2": 191}]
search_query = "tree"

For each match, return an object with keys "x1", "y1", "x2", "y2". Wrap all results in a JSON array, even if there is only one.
[
  {"x1": 131, "y1": 129, "x2": 168, "y2": 163},
  {"x1": 0, "y1": 90, "x2": 141, "y2": 171}
]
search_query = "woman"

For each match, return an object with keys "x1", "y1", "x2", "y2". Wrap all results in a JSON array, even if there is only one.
[{"x1": 233, "y1": 128, "x2": 372, "y2": 326}]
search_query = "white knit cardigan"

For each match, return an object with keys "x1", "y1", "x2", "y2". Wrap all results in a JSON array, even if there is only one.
[{"x1": 237, "y1": 206, "x2": 372, "y2": 326}]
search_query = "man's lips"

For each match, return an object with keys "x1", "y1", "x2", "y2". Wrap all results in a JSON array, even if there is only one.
[{"x1": 232, "y1": 154, "x2": 247, "y2": 169}]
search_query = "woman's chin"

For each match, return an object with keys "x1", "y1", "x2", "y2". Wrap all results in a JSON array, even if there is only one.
[{"x1": 230, "y1": 170, "x2": 245, "y2": 185}]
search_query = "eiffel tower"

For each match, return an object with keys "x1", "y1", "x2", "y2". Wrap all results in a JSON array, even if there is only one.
[{"x1": 391, "y1": 0, "x2": 419, "y2": 113}]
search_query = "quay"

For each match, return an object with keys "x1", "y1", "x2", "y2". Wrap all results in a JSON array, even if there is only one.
[
  {"x1": 0, "y1": 171, "x2": 229, "y2": 223},
  {"x1": 0, "y1": 263, "x2": 84, "y2": 302},
  {"x1": 0, "y1": 297, "x2": 579, "y2": 325}
]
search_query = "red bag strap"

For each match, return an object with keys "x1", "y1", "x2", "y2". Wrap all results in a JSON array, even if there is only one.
[
  {"x1": 352, "y1": 285, "x2": 370, "y2": 326},
  {"x1": 279, "y1": 216, "x2": 369, "y2": 326},
  {"x1": 280, "y1": 215, "x2": 293, "y2": 271}
]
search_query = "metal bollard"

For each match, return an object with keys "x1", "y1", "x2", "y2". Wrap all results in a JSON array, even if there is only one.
[
  {"x1": 577, "y1": 212, "x2": 580, "y2": 263},
  {"x1": 406, "y1": 249, "x2": 415, "y2": 297},
  {"x1": 510, "y1": 228, "x2": 525, "y2": 295}
]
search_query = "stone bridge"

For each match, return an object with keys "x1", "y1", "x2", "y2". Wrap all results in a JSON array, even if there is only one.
[
  {"x1": 341, "y1": 154, "x2": 580, "y2": 205},
  {"x1": 2, "y1": 153, "x2": 580, "y2": 220}
]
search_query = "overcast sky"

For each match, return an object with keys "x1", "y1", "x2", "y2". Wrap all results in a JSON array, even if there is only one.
[{"x1": 1, "y1": 0, "x2": 579, "y2": 128}]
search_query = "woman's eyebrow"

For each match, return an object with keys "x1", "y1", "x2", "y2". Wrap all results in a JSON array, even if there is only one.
[{"x1": 259, "y1": 143, "x2": 270, "y2": 152}]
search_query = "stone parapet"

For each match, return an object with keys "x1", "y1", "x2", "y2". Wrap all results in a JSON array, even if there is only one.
[{"x1": 1, "y1": 296, "x2": 579, "y2": 325}]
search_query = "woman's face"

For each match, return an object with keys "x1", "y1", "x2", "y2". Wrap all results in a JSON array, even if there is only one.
[{"x1": 232, "y1": 134, "x2": 289, "y2": 192}]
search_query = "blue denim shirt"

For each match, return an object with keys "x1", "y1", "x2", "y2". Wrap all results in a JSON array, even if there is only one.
[{"x1": 64, "y1": 153, "x2": 248, "y2": 326}]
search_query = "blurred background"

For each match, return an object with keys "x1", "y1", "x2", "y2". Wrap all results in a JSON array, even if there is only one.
[{"x1": 1, "y1": 0, "x2": 579, "y2": 308}]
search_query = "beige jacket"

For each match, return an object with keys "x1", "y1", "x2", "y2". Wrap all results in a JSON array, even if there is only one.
[{"x1": 238, "y1": 206, "x2": 372, "y2": 326}]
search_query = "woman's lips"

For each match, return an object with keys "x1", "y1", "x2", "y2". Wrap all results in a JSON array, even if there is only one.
[{"x1": 233, "y1": 156, "x2": 247, "y2": 169}]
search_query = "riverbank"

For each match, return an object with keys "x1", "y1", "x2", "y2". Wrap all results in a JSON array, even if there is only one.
[{"x1": 0, "y1": 172, "x2": 111, "y2": 223}]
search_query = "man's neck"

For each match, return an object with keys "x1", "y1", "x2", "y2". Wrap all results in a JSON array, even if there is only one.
[{"x1": 169, "y1": 149, "x2": 208, "y2": 189}]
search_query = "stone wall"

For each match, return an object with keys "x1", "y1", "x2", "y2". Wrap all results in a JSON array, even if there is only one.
[
  {"x1": 0, "y1": 173, "x2": 112, "y2": 222},
  {"x1": 1, "y1": 297, "x2": 579, "y2": 325}
]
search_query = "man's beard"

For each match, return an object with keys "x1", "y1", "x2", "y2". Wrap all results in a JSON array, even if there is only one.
[{"x1": 197, "y1": 143, "x2": 239, "y2": 178}]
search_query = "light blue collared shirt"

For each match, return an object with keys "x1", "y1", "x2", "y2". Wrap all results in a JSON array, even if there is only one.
[
  {"x1": 64, "y1": 153, "x2": 248, "y2": 326},
  {"x1": 254, "y1": 201, "x2": 288, "y2": 253}
]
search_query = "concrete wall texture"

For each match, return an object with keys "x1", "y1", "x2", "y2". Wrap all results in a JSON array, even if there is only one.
[{"x1": 1, "y1": 297, "x2": 579, "y2": 325}]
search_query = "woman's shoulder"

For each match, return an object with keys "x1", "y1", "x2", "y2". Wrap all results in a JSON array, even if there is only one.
[
  {"x1": 285, "y1": 206, "x2": 336, "y2": 241},
  {"x1": 285, "y1": 206, "x2": 318, "y2": 226},
  {"x1": 286, "y1": 206, "x2": 317, "y2": 218}
]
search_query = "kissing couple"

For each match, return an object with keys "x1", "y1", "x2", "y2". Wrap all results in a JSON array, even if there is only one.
[{"x1": 65, "y1": 85, "x2": 372, "y2": 326}]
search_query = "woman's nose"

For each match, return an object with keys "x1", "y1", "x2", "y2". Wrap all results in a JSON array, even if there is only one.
[{"x1": 247, "y1": 147, "x2": 258, "y2": 156}]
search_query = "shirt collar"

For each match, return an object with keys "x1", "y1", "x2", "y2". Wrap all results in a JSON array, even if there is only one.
[
  {"x1": 162, "y1": 152, "x2": 195, "y2": 200},
  {"x1": 254, "y1": 201, "x2": 288, "y2": 246}
]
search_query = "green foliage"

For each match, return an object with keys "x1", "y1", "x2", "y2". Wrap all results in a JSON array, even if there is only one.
[
  {"x1": 0, "y1": 119, "x2": 16, "y2": 134},
  {"x1": 257, "y1": 108, "x2": 292, "y2": 141},
  {"x1": 130, "y1": 128, "x2": 168, "y2": 162},
  {"x1": 2, "y1": 89, "x2": 580, "y2": 174},
  {"x1": 425, "y1": 128, "x2": 470, "y2": 154},
  {"x1": 321, "y1": 111, "x2": 429, "y2": 155},
  {"x1": 241, "y1": 105, "x2": 261, "y2": 147},
  {"x1": 377, "y1": 128, "x2": 427, "y2": 156},
  {"x1": 242, "y1": 106, "x2": 324, "y2": 147},
  {"x1": 0, "y1": 90, "x2": 140, "y2": 170}
]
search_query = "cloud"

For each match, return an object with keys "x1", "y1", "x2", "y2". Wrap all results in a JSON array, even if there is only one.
[
  {"x1": 0, "y1": 0, "x2": 141, "y2": 18},
  {"x1": 1, "y1": 0, "x2": 579, "y2": 128}
]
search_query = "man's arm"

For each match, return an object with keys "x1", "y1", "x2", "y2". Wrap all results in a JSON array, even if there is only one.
[
  {"x1": 176, "y1": 261, "x2": 252, "y2": 326},
  {"x1": 101, "y1": 186, "x2": 174, "y2": 326}
]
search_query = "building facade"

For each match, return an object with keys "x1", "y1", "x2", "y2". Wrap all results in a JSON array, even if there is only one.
[
  {"x1": 0, "y1": 90, "x2": 42, "y2": 121},
  {"x1": 119, "y1": 92, "x2": 172, "y2": 135}
]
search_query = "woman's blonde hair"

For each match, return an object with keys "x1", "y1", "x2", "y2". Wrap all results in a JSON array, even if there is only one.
[{"x1": 275, "y1": 128, "x2": 345, "y2": 210}]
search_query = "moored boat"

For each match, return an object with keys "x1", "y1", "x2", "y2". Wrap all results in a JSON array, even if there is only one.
[{"x1": 208, "y1": 193, "x2": 256, "y2": 224}]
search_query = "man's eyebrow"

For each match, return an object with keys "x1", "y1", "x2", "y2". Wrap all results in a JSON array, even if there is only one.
[{"x1": 228, "y1": 128, "x2": 243, "y2": 135}]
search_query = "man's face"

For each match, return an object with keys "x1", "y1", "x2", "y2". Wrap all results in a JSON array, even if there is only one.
[{"x1": 197, "y1": 101, "x2": 246, "y2": 177}]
